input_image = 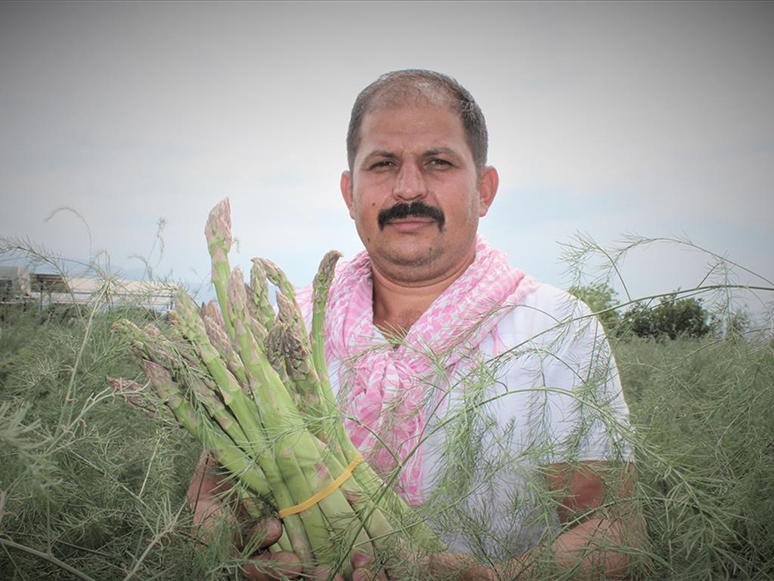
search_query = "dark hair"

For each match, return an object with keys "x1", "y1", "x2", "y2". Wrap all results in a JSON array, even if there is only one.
[{"x1": 346, "y1": 70, "x2": 489, "y2": 174}]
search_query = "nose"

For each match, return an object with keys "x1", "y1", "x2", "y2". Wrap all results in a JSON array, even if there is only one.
[{"x1": 392, "y1": 161, "x2": 427, "y2": 201}]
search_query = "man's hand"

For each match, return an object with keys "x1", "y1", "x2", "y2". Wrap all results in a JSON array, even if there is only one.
[
  {"x1": 186, "y1": 451, "x2": 303, "y2": 580},
  {"x1": 543, "y1": 460, "x2": 645, "y2": 579},
  {"x1": 423, "y1": 461, "x2": 645, "y2": 581},
  {"x1": 238, "y1": 518, "x2": 305, "y2": 581},
  {"x1": 187, "y1": 452, "x2": 379, "y2": 581}
]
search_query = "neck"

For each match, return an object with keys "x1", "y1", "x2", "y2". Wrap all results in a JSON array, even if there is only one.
[{"x1": 371, "y1": 253, "x2": 475, "y2": 339}]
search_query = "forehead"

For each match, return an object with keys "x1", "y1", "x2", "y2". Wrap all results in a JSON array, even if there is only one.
[{"x1": 357, "y1": 103, "x2": 470, "y2": 156}]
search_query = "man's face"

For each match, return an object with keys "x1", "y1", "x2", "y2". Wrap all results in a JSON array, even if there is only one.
[{"x1": 340, "y1": 103, "x2": 498, "y2": 285}]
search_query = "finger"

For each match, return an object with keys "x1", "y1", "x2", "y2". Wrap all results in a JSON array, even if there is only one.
[
  {"x1": 242, "y1": 551, "x2": 303, "y2": 581},
  {"x1": 312, "y1": 564, "x2": 345, "y2": 581},
  {"x1": 351, "y1": 551, "x2": 373, "y2": 570},
  {"x1": 351, "y1": 552, "x2": 389, "y2": 581},
  {"x1": 426, "y1": 553, "x2": 481, "y2": 580},
  {"x1": 240, "y1": 517, "x2": 283, "y2": 551},
  {"x1": 351, "y1": 567, "x2": 388, "y2": 581}
]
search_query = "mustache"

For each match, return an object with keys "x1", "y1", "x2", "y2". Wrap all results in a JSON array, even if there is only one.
[{"x1": 377, "y1": 202, "x2": 446, "y2": 231}]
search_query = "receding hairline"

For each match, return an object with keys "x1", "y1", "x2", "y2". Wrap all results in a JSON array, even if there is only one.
[{"x1": 365, "y1": 80, "x2": 457, "y2": 110}]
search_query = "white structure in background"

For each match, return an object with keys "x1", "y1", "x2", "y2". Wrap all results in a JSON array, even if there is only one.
[
  {"x1": 0, "y1": 266, "x2": 31, "y2": 299},
  {"x1": 0, "y1": 266, "x2": 177, "y2": 312}
]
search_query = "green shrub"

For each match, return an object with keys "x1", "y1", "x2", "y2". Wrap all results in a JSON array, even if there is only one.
[
  {"x1": 2, "y1": 301, "x2": 773, "y2": 579},
  {"x1": 616, "y1": 335, "x2": 774, "y2": 580},
  {"x1": 0, "y1": 304, "x2": 219, "y2": 580}
]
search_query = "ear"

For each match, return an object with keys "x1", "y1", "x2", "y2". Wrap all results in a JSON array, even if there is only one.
[
  {"x1": 478, "y1": 166, "x2": 499, "y2": 217},
  {"x1": 340, "y1": 170, "x2": 355, "y2": 219}
]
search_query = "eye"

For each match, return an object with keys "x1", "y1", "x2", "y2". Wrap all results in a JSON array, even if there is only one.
[
  {"x1": 427, "y1": 158, "x2": 452, "y2": 168},
  {"x1": 369, "y1": 160, "x2": 395, "y2": 170}
]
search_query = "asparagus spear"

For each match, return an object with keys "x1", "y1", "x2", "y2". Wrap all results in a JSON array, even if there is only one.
[
  {"x1": 258, "y1": 257, "x2": 297, "y2": 304},
  {"x1": 201, "y1": 300, "x2": 249, "y2": 386},
  {"x1": 249, "y1": 258, "x2": 277, "y2": 331},
  {"x1": 265, "y1": 321, "x2": 292, "y2": 390}
]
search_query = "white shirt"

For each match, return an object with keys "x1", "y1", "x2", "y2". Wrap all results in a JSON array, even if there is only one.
[{"x1": 318, "y1": 282, "x2": 631, "y2": 558}]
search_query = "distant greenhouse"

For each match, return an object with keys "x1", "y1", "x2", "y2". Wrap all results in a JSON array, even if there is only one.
[{"x1": 0, "y1": 266, "x2": 177, "y2": 312}]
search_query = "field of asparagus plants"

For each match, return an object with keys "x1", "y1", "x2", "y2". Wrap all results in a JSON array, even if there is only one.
[{"x1": 1, "y1": 218, "x2": 772, "y2": 580}]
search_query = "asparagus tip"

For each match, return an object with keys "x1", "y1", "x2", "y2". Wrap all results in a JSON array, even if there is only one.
[
  {"x1": 205, "y1": 198, "x2": 232, "y2": 252},
  {"x1": 227, "y1": 267, "x2": 248, "y2": 314},
  {"x1": 313, "y1": 250, "x2": 342, "y2": 302}
]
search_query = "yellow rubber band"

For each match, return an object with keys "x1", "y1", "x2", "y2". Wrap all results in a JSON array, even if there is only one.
[{"x1": 277, "y1": 453, "x2": 363, "y2": 518}]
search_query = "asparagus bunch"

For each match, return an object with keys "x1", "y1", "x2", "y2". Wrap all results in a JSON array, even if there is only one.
[{"x1": 113, "y1": 199, "x2": 443, "y2": 579}]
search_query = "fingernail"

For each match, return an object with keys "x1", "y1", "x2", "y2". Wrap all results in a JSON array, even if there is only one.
[
  {"x1": 351, "y1": 551, "x2": 372, "y2": 568},
  {"x1": 266, "y1": 518, "x2": 281, "y2": 538}
]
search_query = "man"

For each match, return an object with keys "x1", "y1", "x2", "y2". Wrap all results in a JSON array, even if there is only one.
[{"x1": 188, "y1": 70, "x2": 643, "y2": 580}]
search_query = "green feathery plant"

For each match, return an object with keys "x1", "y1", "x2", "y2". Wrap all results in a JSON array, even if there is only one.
[{"x1": 1, "y1": 218, "x2": 772, "y2": 579}]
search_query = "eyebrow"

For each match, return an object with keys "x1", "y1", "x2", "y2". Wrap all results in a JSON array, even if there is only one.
[
  {"x1": 424, "y1": 147, "x2": 460, "y2": 159},
  {"x1": 362, "y1": 150, "x2": 397, "y2": 162}
]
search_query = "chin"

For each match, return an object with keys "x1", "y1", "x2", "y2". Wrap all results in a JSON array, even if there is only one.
[{"x1": 381, "y1": 242, "x2": 441, "y2": 268}]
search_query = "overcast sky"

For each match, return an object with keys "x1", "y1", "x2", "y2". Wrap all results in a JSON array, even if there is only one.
[{"x1": 1, "y1": 2, "x2": 772, "y2": 316}]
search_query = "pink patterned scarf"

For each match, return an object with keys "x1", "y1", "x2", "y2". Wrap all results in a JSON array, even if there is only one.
[{"x1": 300, "y1": 237, "x2": 537, "y2": 504}]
